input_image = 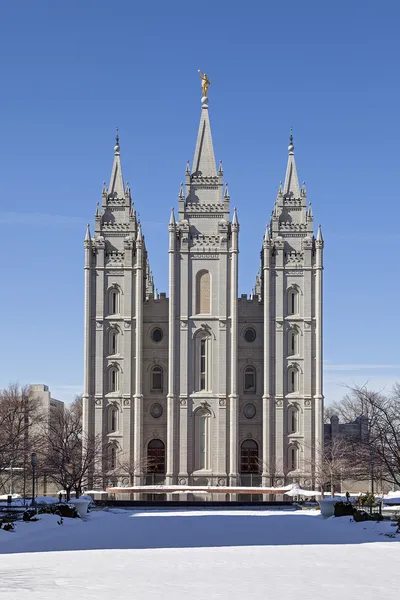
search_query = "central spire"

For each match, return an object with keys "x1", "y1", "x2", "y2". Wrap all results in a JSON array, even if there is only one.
[
  {"x1": 192, "y1": 74, "x2": 217, "y2": 177},
  {"x1": 108, "y1": 128, "x2": 125, "y2": 198},
  {"x1": 283, "y1": 129, "x2": 301, "y2": 199}
]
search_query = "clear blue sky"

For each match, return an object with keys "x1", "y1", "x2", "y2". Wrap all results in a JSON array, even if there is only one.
[{"x1": 1, "y1": 0, "x2": 399, "y2": 404}]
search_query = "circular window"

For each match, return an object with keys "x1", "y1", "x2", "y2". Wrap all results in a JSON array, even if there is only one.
[
  {"x1": 244, "y1": 327, "x2": 256, "y2": 343},
  {"x1": 243, "y1": 403, "x2": 256, "y2": 419},
  {"x1": 151, "y1": 328, "x2": 163, "y2": 343},
  {"x1": 150, "y1": 403, "x2": 163, "y2": 419}
]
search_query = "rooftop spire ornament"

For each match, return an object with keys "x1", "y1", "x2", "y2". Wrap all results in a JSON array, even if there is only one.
[{"x1": 198, "y1": 70, "x2": 210, "y2": 98}]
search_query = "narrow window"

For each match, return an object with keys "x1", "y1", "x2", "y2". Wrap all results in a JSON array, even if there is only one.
[
  {"x1": 200, "y1": 339, "x2": 206, "y2": 390},
  {"x1": 289, "y1": 446, "x2": 298, "y2": 471},
  {"x1": 110, "y1": 368, "x2": 118, "y2": 392},
  {"x1": 195, "y1": 409, "x2": 210, "y2": 470},
  {"x1": 288, "y1": 368, "x2": 298, "y2": 393},
  {"x1": 152, "y1": 366, "x2": 163, "y2": 391},
  {"x1": 109, "y1": 289, "x2": 119, "y2": 315},
  {"x1": 244, "y1": 366, "x2": 256, "y2": 392},
  {"x1": 289, "y1": 330, "x2": 297, "y2": 355},
  {"x1": 196, "y1": 270, "x2": 211, "y2": 314},
  {"x1": 109, "y1": 446, "x2": 116, "y2": 470},
  {"x1": 109, "y1": 407, "x2": 118, "y2": 432},
  {"x1": 288, "y1": 289, "x2": 298, "y2": 316},
  {"x1": 110, "y1": 330, "x2": 118, "y2": 355},
  {"x1": 289, "y1": 407, "x2": 298, "y2": 434}
]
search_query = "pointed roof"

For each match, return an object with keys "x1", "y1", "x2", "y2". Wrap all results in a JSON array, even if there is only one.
[
  {"x1": 169, "y1": 207, "x2": 176, "y2": 226},
  {"x1": 316, "y1": 224, "x2": 323, "y2": 242},
  {"x1": 108, "y1": 128, "x2": 125, "y2": 198},
  {"x1": 137, "y1": 222, "x2": 143, "y2": 243},
  {"x1": 232, "y1": 207, "x2": 238, "y2": 225},
  {"x1": 283, "y1": 131, "x2": 301, "y2": 198},
  {"x1": 192, "y1": 99, "x2": 217, "y2": 176},
  {"x1": 84, "y1": 223, "x2": 91, "y2": 242}
]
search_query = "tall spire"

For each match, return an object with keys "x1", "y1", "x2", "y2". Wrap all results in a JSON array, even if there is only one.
[
  {"x1": 192, "y1": 96, "x2": 217, "y2": 177},
  {"x1": 283, "y1": 129, "x2": 301, "y2": 198},
  {"x1": 108, "y1": 128, "x2": 125, "y2": 198}
]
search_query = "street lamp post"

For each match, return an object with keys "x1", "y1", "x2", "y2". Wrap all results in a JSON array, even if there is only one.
[{"x1": 30, "y1": 452, "x2": 37, "y2": 507}]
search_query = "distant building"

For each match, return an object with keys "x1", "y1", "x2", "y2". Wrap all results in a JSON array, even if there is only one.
[{"x1": 83, "y1": 88, "x2": 324, "y2": 491}]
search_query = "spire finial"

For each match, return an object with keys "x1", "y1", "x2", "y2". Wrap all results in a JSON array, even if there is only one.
[
  {"x1": 114, "y1": 127, "x2": 120, "y2": 154},
  {"x1": 288, "y1": 127, "x2": 294, "y2": 153}
]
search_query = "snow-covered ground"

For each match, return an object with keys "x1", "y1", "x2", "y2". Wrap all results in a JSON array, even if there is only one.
[{"x1": 0, "y1": 508, "x2": 399, "y2": 600}]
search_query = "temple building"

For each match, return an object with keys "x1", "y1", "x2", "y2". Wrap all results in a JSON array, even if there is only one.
[{"x1": 82, "y1": 86, "x2": 324, "y2": 491}]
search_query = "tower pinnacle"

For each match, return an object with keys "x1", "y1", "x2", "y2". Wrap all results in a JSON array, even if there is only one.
[
  {"x1": 108, "y1": 129, "x2": 125, "y2": 198},
  {"x1": 283, "y1": 129, "x2": 301, "y2": 198}
]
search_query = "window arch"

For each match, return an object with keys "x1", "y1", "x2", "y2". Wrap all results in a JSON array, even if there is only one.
[
  {"x1": 151, "y1": 366, "x2": 163, "y2": 392},
  {"x1": 244, "y1": 366, "x2": 256, "y2": 392},
  {"x1": 108, "y1": 406, "x2": 118, "y2": 432},
  {"x1": 288, "y1": 405, "x2": 299, "y2": 434},
  {"x1": 147, "y1": 439, "x2": 165, "y2": 473},
  {"x1": 288, "y1": 329, "x2": 298, "y2": 356},
  {"x1": 109, "y1": 367, "x2": 119, "y2": 392},
  {"x1": 109, "y1": 328, "x2": 118, "y2": 355},
  {"x1": 108, "y1": 445, "x2": 117, "y2": 470},
  {"x1": 287, "y1": 288, "x2": 299, "y2": 316},
  {"x1": 240, "y1": 440, "x2": 259, "y2": 473},
  {"x1": 195, "y1": 409, "x2": 211, "y2": 470},
  {"x1": 108, "y1": 288, "x2": 120, "y2": 315},
  {"x1": 288, "y1": 445, "x2": 298, "y2": 471},
  {"x1": 196, "y1": 270, "x2": 211, "y2": 314},
  {"x1": 287, "y1": 367, "x2": 299, "y2": 394}
]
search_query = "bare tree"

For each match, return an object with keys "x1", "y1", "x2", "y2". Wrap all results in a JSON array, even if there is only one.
[
  {"x1": 0, "y1": 384, "x2": 43, "y2": 495},
  {"x1": 117, "y1": 453, "x2": 155, "y2": 486},
  {"x1": 39, "y1": 400, "x2": 102, "y2": 501}
]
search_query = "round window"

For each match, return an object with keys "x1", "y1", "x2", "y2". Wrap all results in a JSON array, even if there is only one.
[
  {"x1": 244, "y1": 327, "x2": 256, "y2": 343},
  {"x1": 151, "y1": 328, "x2": 163, "y2": 343},
  {"x1": 150, "y1": 403, "x2": 163, "y2": 419},
  {"x1": 243, "y1": 403, "x2": 256, "y2": 419}
]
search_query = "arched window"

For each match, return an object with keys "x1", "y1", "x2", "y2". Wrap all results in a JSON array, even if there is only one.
[
  {"x1": 196, "y1": 333, "x2": 211, "y2": 391},
  {"x1": 288, "y1": 445, "x2": 298, "y2": 471},
  {"x1": 151, "y1": 366, "x2": 163, "y2": 392},
  {"x1": 109, "y1": 329, "x2": 118, "y2": 355},
  {"x1": 196, "y1": 270, "x2": 211, "y2": 314},
  {"x1": 240, "y1": 440, "x2": 259, "y2": 473},
  {"x1": 287, "y1": 288, "x2": 299, "y2": 316},
  {"x1": 288, "y1": 367, "x2": 298, "y2": 394},
  {"x1": 109, "y1": 446, "x2": 117, "y2": 470},
  {"x1": 288, "y1": 406, "x2": 299, "y2": 434},
  {"x1": 288, "y1": 329, "x2": 298, "y2": 356},
  {"x1": 244, "y1": 366, "x2": 256, "y2": 392},
  {"x1": 109, "y1": 367, "x2": 119, "y2": 392},
  {"x1": 195, "y1": 409, "x2": 211, "y2": 470},
  {"x1": 108, "y1": 406, "x2": 118, "y2": 432},
  {"x1": 147, "y1": 439, "x2": 165, "y2": 473},
  {"x1": 109, "y1": 288, "x2": 119, "y2": 315}
]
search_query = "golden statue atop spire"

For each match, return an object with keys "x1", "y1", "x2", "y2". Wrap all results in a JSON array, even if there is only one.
[{"x1": 198, "y1": 70, "x2": 210, "y2": 97}]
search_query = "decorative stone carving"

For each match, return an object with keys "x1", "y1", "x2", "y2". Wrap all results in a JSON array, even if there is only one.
[
  {"x1": 276, "y1": 478, "x2": 284, "y2": 487},
  {"x1": 96, "y1": 321, "x2": 103, "y2": 329},
  {"x1": 122, "y1": 478, "x2": 129, "y2": 486},
  {"x1": 123, "y1": 399, "x2": 130, "y2": 406},
  {"x1": 178, "y1": 477, "x2": 187, "y2": 486},
  {"x1": 276, "y1": 399, "x2": 283, "y2": 407},
  {"x1": 304, "y1": 479, "x2": 311, "y2": 487},
  {"x1": 180, "y1": 320, "x2": 188, "y2": 330},
  {"x1": 218, "y1": 478, "x2": 226, "y2": 486},
  {"x1": 95, "y1": 399, "x2": 102, "y2": 406},
  {"x1": 304, "y1": 321, "x2": 312, "y2": 330},
  {"x1": 180, "y1": 398, "x2": 187, "y2": 407},
  {"x1": 276, "y1": 321, "x2": 283, "y2": 330},
  {"x1": 304, "y1": 399, "x2": 312, "y2": 407},
  {"x1": 219, "y1": 398, "x2": 226, "y2": 407},
  {"x1": 124, "y1": 321, "x2": 131, "y2": 329}
]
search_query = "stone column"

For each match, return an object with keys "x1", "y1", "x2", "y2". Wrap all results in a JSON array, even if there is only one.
[
  {"x1": 314, "y1": 230, "x2": 324, "y2": 474},
  {"x1": 262, "y1": 229, "x2": 271, "y2": 486},
  {"x1": 133, "y1": 228, "x2": 143, "y2": 486},
  {"x1": 83, "y1": 231, "x2": 92, "y2": 440},
  {"x1": 166, "y1": 213, "x2": 176, "y2": 484},
  {"x1": 229, "y1": 213, "x2": 239, "y2": 485}
]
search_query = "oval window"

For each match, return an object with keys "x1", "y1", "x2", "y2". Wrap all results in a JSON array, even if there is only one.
[
  {"x1": 150, "y1": 403, "x2": 163, "y2": 419},
  {"x1": 151, "y1": 328, "x2": 163, "y2": 343},
  {"x1": 243, "y1": 403, "x2": 256, "y2": 419},
  {"x1": 244, "y1": 328, "x2": 256, "y2": 343}
]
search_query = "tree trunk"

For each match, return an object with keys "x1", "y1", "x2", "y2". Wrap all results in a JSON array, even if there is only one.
[{"x1": 66, "y1": 487, "x2": 71, "y2": 502}]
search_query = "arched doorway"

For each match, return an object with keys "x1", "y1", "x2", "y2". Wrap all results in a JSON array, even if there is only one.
[
  {"x1": 146, "y1": 439, "x2": 165, "y2": 486},
  {"x1": 240, "y1": 439, "x2": 261, "y2": 496}
]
